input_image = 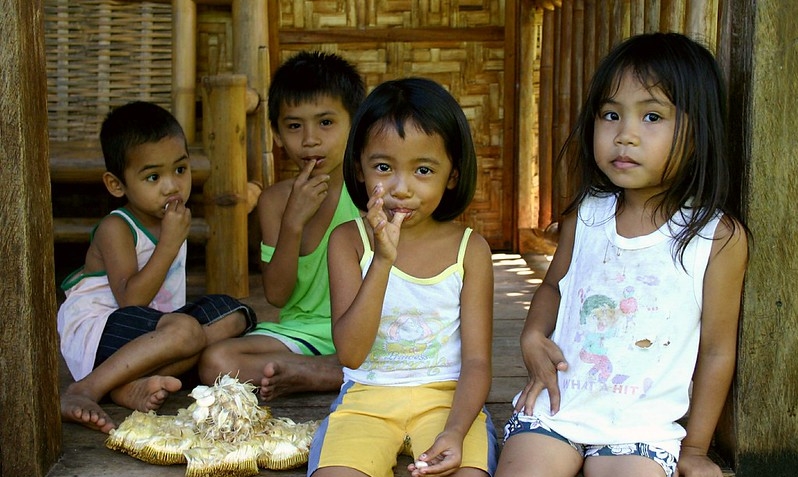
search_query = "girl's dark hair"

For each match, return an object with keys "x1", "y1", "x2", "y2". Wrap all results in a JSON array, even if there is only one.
[
  {"x1": 343, "y1": 77, "x2": 477, "y2": 221},
  {"x1": 267, "y1": 51, "x2": 365, "y2": 131},
  {"x1": 562, "y1": 32, "x2": 744, "y2": 264},
  {"x1": 100, "y1": 101, "x2": 186, "y2": 184}
]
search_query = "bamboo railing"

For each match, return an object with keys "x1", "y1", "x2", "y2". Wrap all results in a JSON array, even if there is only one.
[{"x1": 46, "y1": 0, "x2": 271, "y2": 298}]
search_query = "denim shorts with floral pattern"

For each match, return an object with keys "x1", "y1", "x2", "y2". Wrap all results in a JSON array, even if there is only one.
[{"x1": 504, "y1": 412, "x2": 677, "y2": 477}]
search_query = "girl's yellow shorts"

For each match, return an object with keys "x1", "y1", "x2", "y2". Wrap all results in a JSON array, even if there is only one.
[{"x1": 308, "y1": 380, "x2": 499, "y2": 477}]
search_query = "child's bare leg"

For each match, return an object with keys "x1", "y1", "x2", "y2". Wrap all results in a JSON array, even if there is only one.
[
  {"x1": 60, "y1": 386, "x2": 116, "y2": 433},
  {"x1": 495, "y1": 432, "x2": 582, "y2": 477},
  {"x1": 198, "y1": 334, "x2": 342, "y2": 398},
  {"x1": 260, "y1": 353, "x2": 343, "y2": 400},
  {"x1": 126, "y1": 311, "x2": 247, "y2": 383},
  {"x1": 71, "y1": 313, "x2": 206, "y2": 415},
  {"x1": 202, "y1": 310, "x2": 249, "y2": 345},
  {"x1": 583, "y1": 455, "x2": 666, "y2": 477},
  {"x1": 199, "y1": 334, "x2": 287, "y2": 385},
  {"x1": 109, "y1": 312, "x2": 241, "y2": 410}
]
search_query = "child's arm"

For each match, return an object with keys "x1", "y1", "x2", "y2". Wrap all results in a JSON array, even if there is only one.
[
  {"x1": 516, "y1": 213, "x2": 576, "y2": 416},
  {"x1": 411, "y1": 233, "x2": 494, "y2": 476},
  {"x1": 258, "y1": 159, "x2": 329, "y2": 306},
  {"x1": 677, "y1": 217, "x2": 748, "y2": 477},
  {"x1": 96, "y1": 200, "x2": 190, "y2": 307},
  {"x1": 329, "y1": 183, "x2": 405, "y2": 367}
]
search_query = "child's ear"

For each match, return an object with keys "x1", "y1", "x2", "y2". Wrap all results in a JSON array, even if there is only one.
[
  {"x1": 272, "y1": 131, "x2": 284, "y2": 148},
  {"x1": 102, "y1": 172, "x2": 126, "y2": 198},
  {"x1": 447, "y1": 169, "x2": 459, "y2": 189}
]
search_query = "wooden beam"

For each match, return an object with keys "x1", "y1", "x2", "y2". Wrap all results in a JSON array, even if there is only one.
[
  {"x1": 278, "y1": 27, "x2": 505, "y2": 44},
  {"x1": 0, "y1": 1, "x2": 61, "y2": 475},
  {"x1": 53, "y1": 217, "x2": 210, "y2": 244},
  {"x1": 49, "y1": 143, "x2": 210, "y2": 185},
  {"x1": 724, "y1": 0, "x2": 798, "y2": 474}
]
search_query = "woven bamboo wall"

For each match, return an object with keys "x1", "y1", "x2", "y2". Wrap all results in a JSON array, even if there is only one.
[
  {"x1": 45, "y1": 0, "x2": 173, "y2": 142},
  {"x1": 271, "y1": 0, "x2": 514, "y2": 249},
  {"x1": 276, "y1": 0, "x2": 505, "y2": 28},
  {"x1": 43, "y1": 0, "x2": 516, "y2": 250}
]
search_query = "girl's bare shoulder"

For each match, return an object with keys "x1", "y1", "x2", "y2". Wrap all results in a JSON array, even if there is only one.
[
  {"x1": 710, "y1": 213, "x2": 749, "y2": 265},
  {"x1": 258, "y1": 178, "x2": 293, "y2": 208}
]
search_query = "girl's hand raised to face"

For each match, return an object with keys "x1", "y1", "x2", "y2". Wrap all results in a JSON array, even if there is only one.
[{"x1": 366, "y1": 182, "x2": 406, "y2": 264}]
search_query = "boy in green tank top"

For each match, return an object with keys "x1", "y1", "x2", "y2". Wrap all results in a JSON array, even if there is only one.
[{"x1": 198, "y1": 51, "x2": 364, "y2": 400}]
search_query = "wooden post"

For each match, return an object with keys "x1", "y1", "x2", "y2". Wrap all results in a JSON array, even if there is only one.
[
  {"x1": 201, "y1": 74, "x2": 249, "y2": 298},
  {"x1": 517, "y1": 0, "x2": 539, "y2": 251},
  {"x1": 660, "y1": 0, "x2": 686, "y2": 32},
  {"x1": 232, "y1": 0, "x2": 269, "y2": 264},
  {"x1": 685, "y1": 0, "x2": 719, "y2": 48},
  {"x1": 571, "y1": 0, "x2": 585, "y2": 133},
  {"x1": 232, "y1": 0, "x2": 266, "y2": 187},
  {"x1": 172, "y1": 0, "x2": 197, "y2": 144},
  {"x1": 608, "y1": 0, "x2": 631, "y2": 47},
  {"x1": 555, "y1": 2, "x2": 573, "y2": 217},
  {"x1": 645, "y1": 0, "x2": 661, "y2": 32},
  {"x1": 0, "y1": 1, "x2": 62, "y2": 475},
  {"x1": 722, "y1": 0, "x2": 798, "y2": 475},
  {"x1": 583, "y1": 0, "x2": 597, "y2": 87},
  {"x1": 259, "y1": 45, "x2": 275, "y2": 188},
  {"x1": 538, "y1": 8, "x2": 555, "y2": 229},
  {"x1": 596, "y1": 0, "x2": 610, "y2": 74},
  {"x1": 630, "y1": 0, "x2": 646, "y2": 34}
]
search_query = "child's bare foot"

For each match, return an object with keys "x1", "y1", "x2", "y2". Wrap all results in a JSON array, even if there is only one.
[
  {"x1": 61, "y1": 385, "x2": 116, "y2": 433},
  {"x1": 259, "y1": 355, "x2": 342, "y2": 401},
  {"x1": 109, "y1": 375, "x2": 182, "y2": 412}
]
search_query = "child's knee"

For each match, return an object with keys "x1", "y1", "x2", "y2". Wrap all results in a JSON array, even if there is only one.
[
  {"x1": 203, "y1": 311, "x2": 251, "y2": 344},
  {"x1": 159, "y1": 313, "x2": 207, "y2": 349},
  {"x1": 197, "y1": 341, "x2": 235, "y2": 382}
]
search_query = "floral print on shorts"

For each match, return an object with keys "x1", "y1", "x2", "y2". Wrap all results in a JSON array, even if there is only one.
[{"x1": 504, "y1": 412, "x2": 677, "y2": 477}]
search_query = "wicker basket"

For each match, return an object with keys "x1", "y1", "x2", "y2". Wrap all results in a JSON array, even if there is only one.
[{"x1": 45, "y1": 0, "x2": 173, "y2": 142}]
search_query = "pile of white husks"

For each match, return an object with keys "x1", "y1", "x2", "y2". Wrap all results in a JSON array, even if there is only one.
[{"x1": 105, "y1": 374, "x2": 318, "y2": 476}]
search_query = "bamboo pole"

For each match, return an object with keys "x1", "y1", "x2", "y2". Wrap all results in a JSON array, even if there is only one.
[
  {"x1": 584, "y1": 0, "x2": 597, "y2": 87},
  {"x1": 660, "y1": 0, "x2": 686, "y2": 32},
  {"x1": 631, "y1": 0, "x2": 646, "y2": 34},
  {"x1": 609, "y1": 0, "x2": 631, "y2": 48},
  {"x1": 572, "y1": 0, "x2": 585, "y2": 139},
  {"x1": 267, "y1": 0, "x2": 282, "y2": 79},
  {"x1": 596, "y1": 0, "x2": 610, "y2": 61},
  {"x1": 686, "y1": 0, "x2": 719, "y2": 48},
  {"x1": 172, "y1": 0, "x2": 196, "y2": 143},
  {"x1": 232, "y1": 0, "x2": 266, "y2": 186},
  {"x1": 539, "y1": 8, "x2": 555, "y2": 228},
  {"x1": 645, "y1": 0, "x2": 661, "y2": 31},
  {"x1": 201, "y1": 74, "x2": 249, "y2": 298},
  {"x1": 555, "y1": 2, "x2": 573, "y2": 218},
  {"x1": 518, "y1": 0, "x2": 539, "y2": 237},
  {"x1": 259, "y1": 45, "x2": 275, "y2": 188}
]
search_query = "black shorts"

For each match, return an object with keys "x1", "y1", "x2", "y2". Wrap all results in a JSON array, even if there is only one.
[{"x1": 93, "y1": 294, "x2": 257, "y2": 368}]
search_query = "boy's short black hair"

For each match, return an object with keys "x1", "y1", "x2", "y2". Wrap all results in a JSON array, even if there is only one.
[
  {"x1": 343, "y1": 77, "x2": 477, "y2": 222},
  {"x1": 267, "y1": 51, "x2": 365, "y2": 131},
  {"x1": 100, "y1": 101, "x2": 186, "y2": 183}
]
